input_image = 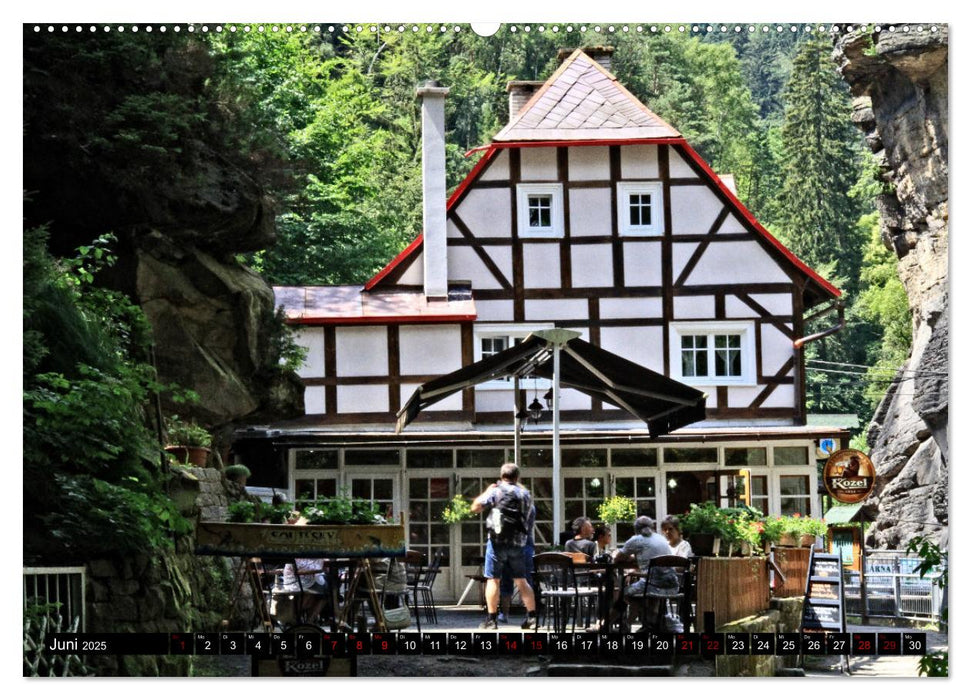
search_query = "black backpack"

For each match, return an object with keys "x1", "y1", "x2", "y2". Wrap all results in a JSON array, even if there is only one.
[{"x1": 493, "y1": 483, "x2": 527, "y2": 544}]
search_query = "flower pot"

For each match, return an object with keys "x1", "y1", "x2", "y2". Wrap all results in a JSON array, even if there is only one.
[
  {"x1": 690, "y1": 533, "x2": 719, "y2": 557},
  {"x1": 777, "y1": 533, "x2": 797, "y2": 547},
  {"x1": 738, "y1": 542, "x2": 752, "y2": 557},
  {"x1": 165, "y1": 445, "x2": 211, "y2": 467},
  {"x1": 800, "y1": 534, "x2": 816, "y2": 548}
]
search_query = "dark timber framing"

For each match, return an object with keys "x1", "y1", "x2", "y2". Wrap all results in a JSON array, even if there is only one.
[{"x1": 304, "y1": 141, "x2": 837, "y2": 426}]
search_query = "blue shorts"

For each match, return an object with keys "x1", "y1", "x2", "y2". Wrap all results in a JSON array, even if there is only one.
[{"x1": 484, "y1": 539, "x2": 529, "y2": 581}]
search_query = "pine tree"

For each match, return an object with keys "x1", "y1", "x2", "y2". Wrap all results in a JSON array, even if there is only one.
[{"x1": 774, "y1": 37, "x2": 867, "y2": 288}]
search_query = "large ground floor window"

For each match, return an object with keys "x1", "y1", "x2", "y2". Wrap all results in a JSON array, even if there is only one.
[{"x1": 280, "y1": 437, "x2": 827, "y2": 600}]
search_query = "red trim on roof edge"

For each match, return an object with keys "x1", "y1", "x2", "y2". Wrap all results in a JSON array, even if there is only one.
[
  {"x1": 675, "y1": 140, "x2": 842, "y2": 299},
  {"x1": 364, "y1": 147, "x2": 499, "y2": 290},
  {"x1": 363, "y1": 232, "x2": 424, "y2": 291},
  {"x1": 488, "y1": 138, "x2": 684, "y2": 149},
  {"x1": 287, "y1": 314, "x2": 478, "y2": 326}
]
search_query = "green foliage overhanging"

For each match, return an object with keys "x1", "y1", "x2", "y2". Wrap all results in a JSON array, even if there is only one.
[{"x1": 23, "y1": 227, "x2": 191, "y2": 561}]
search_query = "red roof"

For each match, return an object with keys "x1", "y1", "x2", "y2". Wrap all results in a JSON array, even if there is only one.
[{"x1": 275, "y1": 285, "x2": 476, "y2": 325}]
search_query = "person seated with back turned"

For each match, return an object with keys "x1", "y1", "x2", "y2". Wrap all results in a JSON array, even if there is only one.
[
  {"x1": 620, "y1": 515, "x2": 676, "y2": 630},
  {"x1": 564, "y1": 516, "x2": 596, "y2": 559}
]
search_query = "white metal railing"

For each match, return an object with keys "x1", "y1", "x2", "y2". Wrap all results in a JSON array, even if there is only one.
[
  {"x1": 23, "y1": 566, "x2": 87, "y2": 632},
  {"x1": 842, "y1": 550, "x2": 946, "y2": 622}
]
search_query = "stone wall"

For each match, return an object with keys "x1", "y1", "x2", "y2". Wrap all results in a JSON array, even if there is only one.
[
  {"x1": 834, "y1": 28, "x2": 948, "y2": 548},
  {"x1": 84, "y1": 467, "x2": 255, "y2": 676},
  {"x1": 715, "y1": 597, "x2": 804, "y2": 677}
]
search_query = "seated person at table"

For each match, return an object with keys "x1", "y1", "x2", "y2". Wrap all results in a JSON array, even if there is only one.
[
  {"x1": 564, "y1": 517, "x2": 596, "y2": 559},
  {"x1": 592, "y1": 524, "x2": 613, "y2": 562},
  {"x1": 660, "y1": 515, "x2": 693, "y2": 558},
  {"x1": 282, "y1": 558, "x2": 331, "y2": 622},
  {"x1": 620, "y1": 516, "x2": 677, "y2": 629}
]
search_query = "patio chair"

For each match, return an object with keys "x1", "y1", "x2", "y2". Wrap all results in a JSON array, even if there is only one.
[
  {"x1": 623, "y1": 555, "x2": 691, "y2": 634},
  {"x1": 415, "y1": 548, "x2": 444, "y2": 624},
  {"x1": 532, "y1": 552, "x2": 600, "y2": 633},
  {"x1": 402, "y1": 550, "x2": 424, "y2": 635}
]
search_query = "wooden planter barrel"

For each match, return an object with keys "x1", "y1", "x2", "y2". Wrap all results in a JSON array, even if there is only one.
[
  {"x1": 772, "y1": 546, "x2": 811, "y2": 598},
  {"x1": 695, "y1": 556, "x2": 770, "y2": 629},
  {"x1": 194, "y1": 522, "x2": 407, "y2": 558}
]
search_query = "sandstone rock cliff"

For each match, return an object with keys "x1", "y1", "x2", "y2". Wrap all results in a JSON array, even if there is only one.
[{"x1": 834, "y1": 27, "x2": 948, "y2": 548}]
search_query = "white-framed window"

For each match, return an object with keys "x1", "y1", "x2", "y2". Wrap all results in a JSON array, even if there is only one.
[
  {"x1": 516, "y1": 183, "x2": 564, "y2": 238},
  {"x1": 474, "y1": 323, "x2": 554, "y2": 389},
  {"x1": 617, "y1": 181, "x2": 664, "y2": 236},
  {"x1": 669, "y1": 321, "x2": 755, "y2": 385}
]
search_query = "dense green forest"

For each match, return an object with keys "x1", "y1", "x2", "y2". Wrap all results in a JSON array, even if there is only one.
[{"x1": 24, "y1": 25, "x2": 911, "y2": 546}]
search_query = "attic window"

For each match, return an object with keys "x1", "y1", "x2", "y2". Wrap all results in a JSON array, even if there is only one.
[
  {"x1": 517, "y1": 183, "x2": 564, "y2": 238},
  {"x1": 618, "y1": 181, "x2": 664, "y2": 236}
]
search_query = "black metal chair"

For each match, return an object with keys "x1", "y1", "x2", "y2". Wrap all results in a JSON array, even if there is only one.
[
  {"x1": 532, "y1": 552, "x2": 600, "y2": 633},
  {"x1": 402, "y1": 550, "x2": 424, "y2": 635},
  {"x1": 415, "y1": 548, "x2": 444, "y2": 624},
  {"x1": 623, "y1": 555, "x2": 691, "y2": 634}
]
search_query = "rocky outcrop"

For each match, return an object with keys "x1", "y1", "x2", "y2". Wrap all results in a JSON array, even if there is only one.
[
  {"x1": 23, "y1": 32, "x2": 303, "y2": 430},
  {"x1": 835, "y1": 27, "x2": 948, "y2": 548}
]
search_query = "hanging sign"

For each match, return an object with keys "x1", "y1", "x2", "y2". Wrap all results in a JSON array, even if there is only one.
[{"x1": 823, "y1": 449, "x2": 876, "y2": 504}]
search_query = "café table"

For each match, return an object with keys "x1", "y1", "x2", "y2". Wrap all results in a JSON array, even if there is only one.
[{"x1": 573, "y1": 557, "x2": 639, "y2": 631}]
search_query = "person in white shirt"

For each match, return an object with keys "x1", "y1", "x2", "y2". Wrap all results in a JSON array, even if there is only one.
[{"x1": 660, "y1": 515, "x2": 694, "y2": 559}]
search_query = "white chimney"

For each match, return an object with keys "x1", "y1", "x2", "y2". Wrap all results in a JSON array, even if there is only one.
[{"x1": 417, "y1": 80, "x2": 449, "y2": 300}]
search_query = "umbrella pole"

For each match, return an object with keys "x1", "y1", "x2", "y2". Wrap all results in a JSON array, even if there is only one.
[
  {"x1": 514, "y1": 375, "x2": 521, "y2": 466},
  {"x1": 552, "y1": 342, "x2": 562, "y2": 540}
]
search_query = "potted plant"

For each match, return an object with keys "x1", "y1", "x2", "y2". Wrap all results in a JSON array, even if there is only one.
[
  {"x1": 798, "y1": 516, "x2": 827, "y2": 547},
  {"x1": 762, "y1": 516, "x2": 786, "y2": 551},
  {"x1": 227, "y1": 500, "x2": 258, "y2": 523},
  {"x1": 776, "y1": 515, "x2": 804, "y2": 547},
  {"x1": 441, "y1": 495, "x2": 474, "y2": 524},
  {"x1": 597, "y1": 495, "x2": 637, "y2": 525},
  {"x1": 164, "y1": 415, "x2": 212, "y2": 467},
  {"x1": 679, "y1": 502, "x2": 729, "y2": 556},
  {"x1": 302, "y1": 490, "x2": 383, "y2": 525},
  {"x1": 224, "y1": 464, "x2": 251, "y2": 487}
]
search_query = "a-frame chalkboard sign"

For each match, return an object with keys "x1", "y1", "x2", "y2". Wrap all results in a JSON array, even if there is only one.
[{"x1": 801, "y1": 550, "x2": 849, "y2": 673}]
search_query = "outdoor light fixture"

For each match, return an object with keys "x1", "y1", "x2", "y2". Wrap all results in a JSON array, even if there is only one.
[
  {"x1": 543, "y1": 388, "x2": 553, "y2": 409},
  {"x1": 527, "y1": 397, "x2": 544, "y2": 422}
]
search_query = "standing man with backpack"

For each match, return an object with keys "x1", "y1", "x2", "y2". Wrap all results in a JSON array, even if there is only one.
[{"x1": 471, "y1": 462, "x2": 538, "y2": 629}]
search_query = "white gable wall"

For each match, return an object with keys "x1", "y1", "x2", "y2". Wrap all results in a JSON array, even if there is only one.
[
  {"x1": 455, "y1": 188, "x2": 512, "y2": 238},
  {"x1": 670, "y1": 185, "x2": 723, "y2": 234},
  {"x1": 523, "y1": 242, "x2": 561, "y2": 288},
  {"x1": 479, "y1": 149, "x2": 509, "y2": 181},
  {"x1": 623, "y1": 241, "x2": 663, "y2": 286},
  {"x1": 336, "y1": 326, "x2": 387, "y2": 376},
  {"x1": 686, "y1": 241, "x2": 792, "y2": 285},
  {"x1": 399, "y1": 325, "x2": 463, "y2": 375},
  {"x1": 568, "y1": 146, "x2": 610, "y2": 180},
  {"x1": 293, "y1": 327, "x2": 325, "y2": 378},
  {"x1": 520, "y1": 147, "x2": 558, "y2": 180},
  {"x1": 621, "y1": 144, "x2": 659, "y2": 179},
  {"x1": 570, "y1": 244, "x2": 614, "y2": 287},
  {"x1": 568, "y1": 188, "x2": 611, "y2": 236}
]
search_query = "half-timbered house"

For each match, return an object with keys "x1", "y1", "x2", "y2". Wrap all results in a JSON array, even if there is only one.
[{"x1": 236, "y1": 48, "x2": 849, "y2": 601}]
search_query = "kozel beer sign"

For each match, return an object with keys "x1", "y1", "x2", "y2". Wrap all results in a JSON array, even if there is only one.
[{"x1": 823, "y1": 449, "x2": 876, "y2": 504}]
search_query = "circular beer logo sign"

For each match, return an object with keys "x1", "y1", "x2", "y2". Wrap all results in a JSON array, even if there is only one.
[{"x1": 823, "y1": 449, "x2": 875, "y2": 504}]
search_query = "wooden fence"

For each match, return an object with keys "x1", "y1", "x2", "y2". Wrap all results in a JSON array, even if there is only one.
[
  {"x1": 772, "y1": 547, "x2": 811, "y2": 598},
  {"x1": 695, "y1": 556, "x2": 770, "y2": 629}
]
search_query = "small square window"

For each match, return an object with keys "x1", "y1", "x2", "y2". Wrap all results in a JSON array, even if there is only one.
[
  {"x1": 618, "y1": 182, "x2": 664, "y2": 235},
  {"x1": 517, "y1": 184, "x2": 564, "y2": 238},
  {"x1": 671, "y1": 322, "x2": 755, "y2": 386}
]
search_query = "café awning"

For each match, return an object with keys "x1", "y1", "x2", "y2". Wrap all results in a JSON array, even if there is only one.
[
  {"x1": 823, "y1": 504, "x2": 871, "y2": 524},
  {"x1": 396, "y1": 332, "x2": 707, "y2": 436}
]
